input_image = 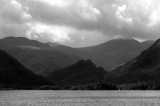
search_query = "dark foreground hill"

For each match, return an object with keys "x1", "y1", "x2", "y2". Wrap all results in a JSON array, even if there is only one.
[
  {"x1": 0, "y1": 37, "x2": 153, "y2": 76},
  {"x1": 0, "y1": 37, "x2": 81, "y2": 76},
  {"x1": 0, "y1": 49, "x2": 52, "y2": 88},
  {"x1": 105, "y1": 39, "x2": 160, "y2": 84},
  {"x1": 47, "y1": 60, "x2": 108, "y2": 86}
]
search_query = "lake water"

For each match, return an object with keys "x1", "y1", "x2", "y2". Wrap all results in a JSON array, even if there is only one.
[{"x1": 0, "y1": 91, "x2": 160, "y2": 106}]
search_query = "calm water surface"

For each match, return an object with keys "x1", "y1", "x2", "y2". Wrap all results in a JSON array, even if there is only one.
[{"x1": 0, "y1": 90, "x2": 160, "y2": 106}]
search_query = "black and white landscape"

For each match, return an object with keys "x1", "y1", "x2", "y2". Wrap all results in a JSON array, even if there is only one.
[
  {"x1": 1, "y1": 0, "x2": 160, "y2": 105},
  {"x1": 0, "y1": 36, "x2": 158, "y2": 90},
  {"x1": 0, "y1": 0, "x2": 160, "y2": 90}
]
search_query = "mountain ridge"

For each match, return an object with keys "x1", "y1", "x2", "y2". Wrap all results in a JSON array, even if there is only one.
[
  {"x1": 47, "y1": 60, "x2": 108, "y2": 86},
  {"x1": 0, "y1": 37, "x2": 81, "y2": 76},
  {"x1": 77, "y1": 38, "x2": 154, "y2": 71},
  {"x1": 105, "y1": 38, "x2": 160, "y2": 84},
  {"x1": 0, "y1": 37, "x2": 154, "y2": 77},
  {"x1": 0, "y1": 49, "x2": 52, "y2": 86}
]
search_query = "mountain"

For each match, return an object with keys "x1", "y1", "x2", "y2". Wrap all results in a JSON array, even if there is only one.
[
  {"x1": 105, "y1": 39, "x2": 160, "y2": 84},
  {"x1": 141, "y1": 40, "x2": 154, "y2": 48},
  {"x1": 0, "y1": 37, "x2": 154, "y2": 76},
  {"x1": 0, "y1": 37, "x2": 50, "y2": 49},
  {"x1": 47, "y1": 42, "x2": 85, "y2": 56},
  {"x1": 0, "y1": 37, "x2": 81, "y2": 76},
  {"x1": 77, "y1": 38, "x2": 153, "y2": 71},
  {"x1": 0, "y1": 49, "x2": 51, "y2": 86},
  {"x1": 47, "y1": 60, "x2": 108, "y2": 86}
]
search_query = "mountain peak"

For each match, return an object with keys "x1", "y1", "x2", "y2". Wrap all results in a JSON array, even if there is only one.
[
  {"x1": 106, "y1": 39, "x2": 160, "y2": 83},
  {"x1": 70, "y1": 59, "x2": 97, "y2": 70},
  {"x1": 108, "y1": 38, "x2": 140, "y2": 44},
  {"x1": 0, "y1": 37, "x2": 50, "y2": 49},
  {"x1": 152, "y1": 39, "x2": 160, "y2": 47},
  {"x1": 47, "y1": 59, "x2": 107, "y2": 86},
  {"x1": 113, "y1": 38, "x2": 138, "y2": 41},
  {"x1": 2, "y1": 37, "x2": 29, "y2": 41}
]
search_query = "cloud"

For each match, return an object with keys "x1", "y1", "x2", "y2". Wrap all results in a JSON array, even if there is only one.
[
  {"x1": 0, "y1": 0, "x2": 31, "y2": 38},
  {"x1": 26, "y1": 22, "x2": 74, "y2": 43},
  {"x1": 65, "y1": 29, "x2": 109, "y2": 47},
  {"x1": 37, "y1": 0, "x2": 72, "y2": 7},
  {"x1": 25, "y1": 22, "x2": 108, "y2": 47},
  {"x1": 111, "y1": 0, "x2": 160, "y2": 39},
  {"x1": 1, "y1": 0, "x2": 160, "y2": 47}
]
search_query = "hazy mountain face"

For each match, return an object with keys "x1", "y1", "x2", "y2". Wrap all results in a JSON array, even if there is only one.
[
  {"x1": 47, "y1": 60, "x2": 108, "y2": 86},
  {"x1": 0, "y1": 37, "x2": 154, "y2": 78},
  {"x1": 0, "y1": 37, "x2": 81, "y2": 76},
  {"x1": 77, "y1": 39, "x2": 154, "y2": 71},
  {"x1": 105, "y1": 39, "x2": 160, "y2": 84},
  {"x1": 47, "y1": 42, "x2": 85, "y2": 57},
  {"x1": 0, "y1": 49, "x2": 51, "y2": 86}
]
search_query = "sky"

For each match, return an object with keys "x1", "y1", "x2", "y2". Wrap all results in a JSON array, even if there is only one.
[{"x1": 0, "y1": 0, "x2": 160, "y2": 47}]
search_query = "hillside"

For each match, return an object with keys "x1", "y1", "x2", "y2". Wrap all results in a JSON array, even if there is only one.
[
  {"x1": 47, "y1": 60, "x2": 108, "y2": 86},
  {"x1": 0, "y1": 49, "x2": 51, "y2": 87},
  {"x1": 0, "y1": 37, "x2": 81, "y2": 76},
  {"x1": 105, "y1": 39, "x2": 160, "y2": 84},
  {"x1": 77, "y1": 38, "x2": 154, "y2": 71},
  {"x1": 0, "y1": 37, "x2": 154, "y2": 76}
]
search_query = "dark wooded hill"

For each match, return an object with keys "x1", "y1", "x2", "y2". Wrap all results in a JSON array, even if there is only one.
[
  {"x1": 0, "y1": 37, "x2": 81, "y2": 76},
  {"x1": 47, "y1": 60, "x2": 108, "y2": 86},
  {"x1": 105, "y1": 39, "x2": 160, "y2": 84},
  {"x1": 0, "y1": 49, "x2": 51, "y2": 86},
  {"x1": 77, "y1": 38, "x2": 154, "y2": 71}
]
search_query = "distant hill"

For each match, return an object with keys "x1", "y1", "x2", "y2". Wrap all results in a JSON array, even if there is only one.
[
  {"x1": 0, "y1": 37, "x2": 81, "y2": 76},
  {"x1": 0, "y1": 37, "x2": 50, "y2": 49},
  {"x1": 0, "y1": 49, "x2": 51, "y2": 86},
  {"x1": 77, "y1": 38, "x2": 154, "y2": 71},
  {"x1": 105, "y1": 39, "x2": 160, "y2": 84},
  {"x1": 47, "y1": 42, "x2": 85, "y2": 56},
  {"x1": 141, "y1": 40, "x2": 154, "y2": 48},
  {"x1": 0, "y1": 37, "x2": 154, "y2": 77},
  {"x1": 47, "y1": 60, "x2": 108, "y2": 86}
]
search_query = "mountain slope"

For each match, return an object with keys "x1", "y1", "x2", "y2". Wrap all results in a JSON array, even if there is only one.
[
  {"x1": 0, "y1": 37, "x2": 50, "y2": 49},
  {"x1": 77, "y1": 38, "x2": 153, "y2": 71},
  {"x1": 0, "y1": 37, "x2": 81, "y2": 76},
  {"x1": 0, "y1": 49, "x2": 51, "y2": 86},
  {"x1": 0, "y1": 37, "x2": 153, "y2": 76},
  {"x1": 47, "y1": 42, "x2": 83, "y2": 55},
  {"x1": 105, "y1": 39, "x2": 160, "y2": 83},
  {"x1": 47, "y1": 60, "x2": 108, "y2": 86}
]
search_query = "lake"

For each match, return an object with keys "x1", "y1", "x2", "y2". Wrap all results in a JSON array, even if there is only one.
[{"x1": 0, "y1": 90, "x2": 160, "y2": 106}]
